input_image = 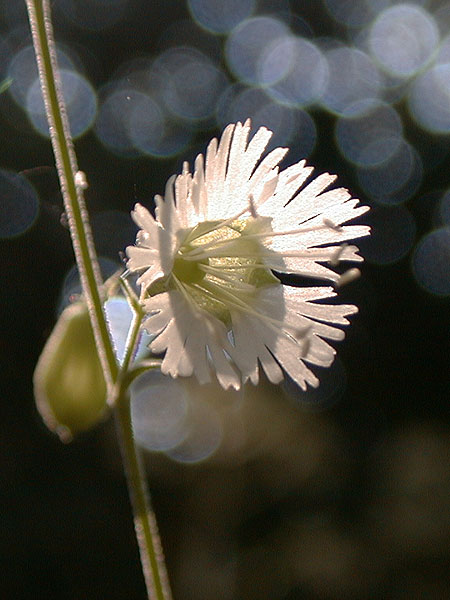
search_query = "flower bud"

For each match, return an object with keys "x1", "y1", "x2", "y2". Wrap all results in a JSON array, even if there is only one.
[{"x1": 34, "y1": 301, "x2": 108, "y2": 442}]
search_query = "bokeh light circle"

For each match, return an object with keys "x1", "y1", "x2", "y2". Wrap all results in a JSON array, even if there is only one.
[
  {"x1": 357, "y1": 140, "x2": 421, "y2": 204},
  {"x1": 188, "y1": 0, "x2": 256, "y2": 34},
  {"x1": 216, "y1": 85, "x2": 316, "y2": 155},
  {"x1": 225, "y1": 16, "x2": 289, "y2": 85},
  {"x1": 154, "y1": 47, "x2": 228, "y2": 121},
  {"x1": 369, "y1": 4, "x2": 439, "y2": 78},
  {"x1": 412, "y1": 228, "x2": 450, "y2": 296},
  {"x1": 262, "y1": 36, "x2": 329, "y2": 107},
  {"x1": 408, "y1": 64, "x2": 450, "y2": 134},
  {"x1": 104, "y1": 297, "x2": 152, "y2": 365},
  {"x1": 286, "y1": 108, "x2": 317, "y2": 158},
  {"x1": 0, "y1": 169, "x2": 39, "y2": 238},
  {"x1": 130, "y1": 109, "x2": 192, "y2": 158},
  {"x1": 26, "y1": 69, "x2": 97, "y2": 138},
  {"x1": 435, "y1": 32, "x2": 450, "y2": 66},
  {"x1": 95, "y1": 88, "x2": 146, "y2": 157},
  {"x1": 59, "y1": 257, "x2": 120, "y2": 312},
  {"x1": 336, "y1": 100, "x2": 403, "y2": 167},
  {"x1": 96, "y1": 82, "x2": 191, "y2": 160},
  {"x1": 8, "y1": 45, "x2": 75, "y2": 108},
  {"x1": 127, "y1": 93, "x2": 167, "y2": 155},
  {"x1": 382, "y1": 146, "x2": 423, "y2": 207},
  {"x1": 165, "y1": 398, "x2": 223, "y2": 464},
  {"x1": 131, "y1": 371, "x2": 189, "y2": 452},
  {"x1": 320, "y1": 47, "x2": 382, "y2": 115}
]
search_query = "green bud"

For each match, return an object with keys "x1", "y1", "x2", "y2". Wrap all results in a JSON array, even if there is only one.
[{"x1": 34, "y1": 301, "x2": 108, "y2": 442}]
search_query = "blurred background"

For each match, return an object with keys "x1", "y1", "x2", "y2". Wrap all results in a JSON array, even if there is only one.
[{"x1": 1, "y1": 0, "x2": 450, "y2": 598}]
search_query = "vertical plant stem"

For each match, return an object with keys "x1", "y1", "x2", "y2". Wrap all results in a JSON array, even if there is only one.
[
  {"x1": 25, "y1": 2, "x2": 173, "y2": 598},
  {"x1": 115, "y1": 392, "x2": 173, "y2": 600},
  {"x1": 25, "y1": 0, "x2": 117, "y2": 388},
  {"x1": 119, "y1": 276, "x2": 145, "y2": 374}
]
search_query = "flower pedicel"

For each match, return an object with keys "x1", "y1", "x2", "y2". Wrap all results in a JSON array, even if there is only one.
[{"x1": 126, "y1": 120, "x2": 370, "y2": 391}]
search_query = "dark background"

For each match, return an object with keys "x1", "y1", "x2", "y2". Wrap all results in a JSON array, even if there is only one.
[{"x1": 1, "y1": 1, "x2": 450, "y2": 599}]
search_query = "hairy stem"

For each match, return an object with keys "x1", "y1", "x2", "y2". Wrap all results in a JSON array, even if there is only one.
[
  {"x1": 25, "y1": 2, "x2": 172, "y2": 598},
  {"x1": 25, "y1": 0, "x2": 118, "y2": 388},
  {"x1": 119, "y1": 275, "x2": 146, "y2": 374},
  {"x1": 114, "y1": 392, "x2": 173, "y2": 600}
]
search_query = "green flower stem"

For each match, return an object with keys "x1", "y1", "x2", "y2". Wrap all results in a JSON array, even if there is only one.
[
  {"x1": 121, "y1": 303, "x2": 144, "y2": 376},
  {"x1": 122, "y1": 360, "x2": 164, "y2": 390},
  {"x1": 25, "y1": 2, "x2": 173, "y2": 598},
  {"x1": 114, "y1": 390, "x2": 173, "y2": 600},
  {"x1": 115, "y1": 283, "x2": 172, "y2": 600},
  {"x1": 119, "y1": 275, "x2": 146, "y2": 375},
  {"x1": 25, "y1": 0, "x2": 118, "y2": 389}
]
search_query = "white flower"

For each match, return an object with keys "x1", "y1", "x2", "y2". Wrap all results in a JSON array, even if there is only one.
[{"x1": 126, "y1": 120, "x2": 370, "y2": 391}]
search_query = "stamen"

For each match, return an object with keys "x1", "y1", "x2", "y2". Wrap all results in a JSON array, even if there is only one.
[
  {"x1": 242, "y1": 222, "x2": 342, "y2": 240},
  {"x1": 185, "y1": 221, "x2": 342, "y2": 259},
  {"x1": 199, "y1": 279, "x2": 310, "y2": 345},
  {"x1": 188, "y1": 205, "x2": 251, "y2": 243},
  {"x1": 198, "y1": 262, "x2": 254, "y2": 271},
  {"x1": 183, "y1": 247, "x2": 344, "y2": 262},
  {"x1": 329, "y1": 243, "x2": 348, "y2": 267},
  {"x1": 185, "y1": 240, "x2": 234, "y2": 259},
  {"x1": 183, "y1": 249, "x2": 266, "y2": 261},
  {"x1": 335, "y1": 268, "x2": 360, "y2": 287},
  {"x1": 172, "y1": 274, "x2": 202, "y2": 314},
  {"x1": 197, "y1": 264, "x2": 256, "y2": 291},
  {"x1": 200, "y1": 280, "x2": 258, "y2": 314}
]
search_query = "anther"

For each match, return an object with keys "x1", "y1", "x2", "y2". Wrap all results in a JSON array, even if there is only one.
[{"x1": 336, "y1": 268, "x2": 360, "y2": 287}]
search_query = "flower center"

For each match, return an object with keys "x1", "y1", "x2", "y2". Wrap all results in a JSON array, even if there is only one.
[
  {"x1": 172, "y1": 252, "x2": 207, "y2": 285},
  {"x1": 167, "y1": 217, "x2": 280, "y2": 325}
]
